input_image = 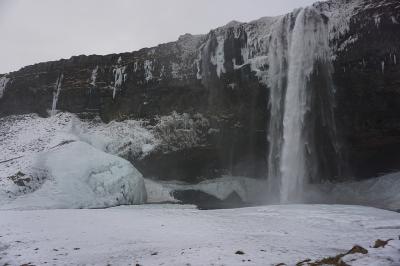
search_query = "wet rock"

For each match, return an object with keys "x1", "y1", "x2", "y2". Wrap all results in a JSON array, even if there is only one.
[
  {"x1": 172, "y1": 190, "x2": 249, "y2": 209},
  {"x1": 373, "y1": 239, "x2": 393, "y2": 248}
]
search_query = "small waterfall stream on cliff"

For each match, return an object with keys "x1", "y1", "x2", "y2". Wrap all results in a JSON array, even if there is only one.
[
  {"x1": 51, "y1": 74, "x2": 63, "y2": 116},
  {"x1": 266, "y1": 7, "x2": 332, "y2": 203}
]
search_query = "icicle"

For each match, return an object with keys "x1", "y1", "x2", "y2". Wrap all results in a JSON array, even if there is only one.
[
  {"x1": 90, "y1": 66, "x2": 98, "y2": 86},
  {"x1": 51, "y1": 74, "x2": 63, "y2": 116},
  {"x1": 210, "y1": 35, "x2": 226, "y2": 78},
  {"x1": 144, "y1": 60, "x2": 153, "y2": 81},
  {"x1": 112, "y1": 65, "x2": 126, "y2": 99},
  {"x1": 374, "y1": 15, "x2": 381, "y2": 28},
  {"x1": 0, "y1": 76, "x2": 10, "y2": 99}
]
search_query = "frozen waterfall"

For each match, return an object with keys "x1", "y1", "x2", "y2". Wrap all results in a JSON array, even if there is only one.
[
  {"x1": 51, "y1": 73, "x2": 64, "y2": 116},
  {"x1": 266, "y1": 7, "x2": 334, "y2": 203}
]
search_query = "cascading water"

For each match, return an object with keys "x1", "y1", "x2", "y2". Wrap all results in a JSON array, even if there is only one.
[
  {"x1": 51, "y1": 73, "x2": 63, "y2": 116},
  {"x1": 266, "y1": 7, "x2": 334, "y2": 203}
]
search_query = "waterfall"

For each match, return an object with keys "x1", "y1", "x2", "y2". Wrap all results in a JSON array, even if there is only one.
[
  {"x1": 51, "y1": 73, "x2": 63, "y2": 116},
  {"x1": 266, "y1": 7, "x2": 332, "y2": 203}
]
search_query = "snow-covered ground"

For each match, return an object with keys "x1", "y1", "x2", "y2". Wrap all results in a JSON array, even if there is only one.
[{"x1": 0, "y1": 204, "x2": 399, "y2": 266}]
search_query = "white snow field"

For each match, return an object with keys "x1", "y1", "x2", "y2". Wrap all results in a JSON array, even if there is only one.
[{"x1": 0, "y1": 204, "x2": 399, "y2": 266}]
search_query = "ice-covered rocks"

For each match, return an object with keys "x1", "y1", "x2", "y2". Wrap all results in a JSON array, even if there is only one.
[{"x1": 1, "y1": 141, "x2": 147, "y2": 210}]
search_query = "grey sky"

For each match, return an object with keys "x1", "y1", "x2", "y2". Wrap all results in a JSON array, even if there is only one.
[{"x1": 0, "y1": 0, "x2": 317, "y2": 74}]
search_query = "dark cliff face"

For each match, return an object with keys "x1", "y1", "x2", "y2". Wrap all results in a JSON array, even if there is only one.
[
  {"x1": 0, "y1": 0, "x2": 399, "y2": 182},
  {"x1": 0, "y1": 24, "x2": 269, "y2": 182},
  {"x1": 327, "y1": 0, "x2": 400, "y2": 179}
]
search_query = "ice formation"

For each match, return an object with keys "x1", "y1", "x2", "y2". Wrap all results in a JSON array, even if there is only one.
[
  {"x1": 90, "y1": 65, "x2": 98, "y2": 86},
  {"x1": 0, "y1": 113, "x2": 155, "y2": 209},
  {"x1": 50, "y1": 74, "x2": 63, "y2": 116},
  {"x1": 112, "y1": 65, "x2": 126, "y2": 99},
  {"x1": 210, "y1": 35, "x2": 226, "y2": 78},
  {"x1": 1, "y1": 141, "x2": 147, "y2": 210},
  {"x1": 144, "y1": 60, "x2": 153, "y2": 81},
  {"x1": 0, "y1": 76, "x2": 10, "y2": 98}
]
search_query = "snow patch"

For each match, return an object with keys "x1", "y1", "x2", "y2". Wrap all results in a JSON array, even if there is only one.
[
  {"x1": 342, "y1": 239, "x2": 400, "y2": 266},
  {"x1": 72, "y1": 117, "x2": 158, "y2": 159},
  {"x1": 152, "y1": 112, "x2": 209, "y2": 153}
]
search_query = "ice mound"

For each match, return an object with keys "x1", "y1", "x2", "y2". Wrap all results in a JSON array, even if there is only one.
[
  {"x1": 327, "y1": 172, "x2": 400, "y2": 211},
  {"x1": 305, "y1": 172, "x2": 400, "y2": 211},
  {"x1": 1, "y1": 141, "x2": 147, "y2": 210}
]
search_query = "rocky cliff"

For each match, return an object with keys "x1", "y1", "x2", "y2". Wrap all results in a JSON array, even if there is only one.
[{"x1": 0, "y1": 0, "x2": 399, "y2": 183}]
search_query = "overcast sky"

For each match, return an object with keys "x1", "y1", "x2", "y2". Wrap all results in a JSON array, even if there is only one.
[{"x1": 0, "y1": 0, "x2": 317, "y2": 73}]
